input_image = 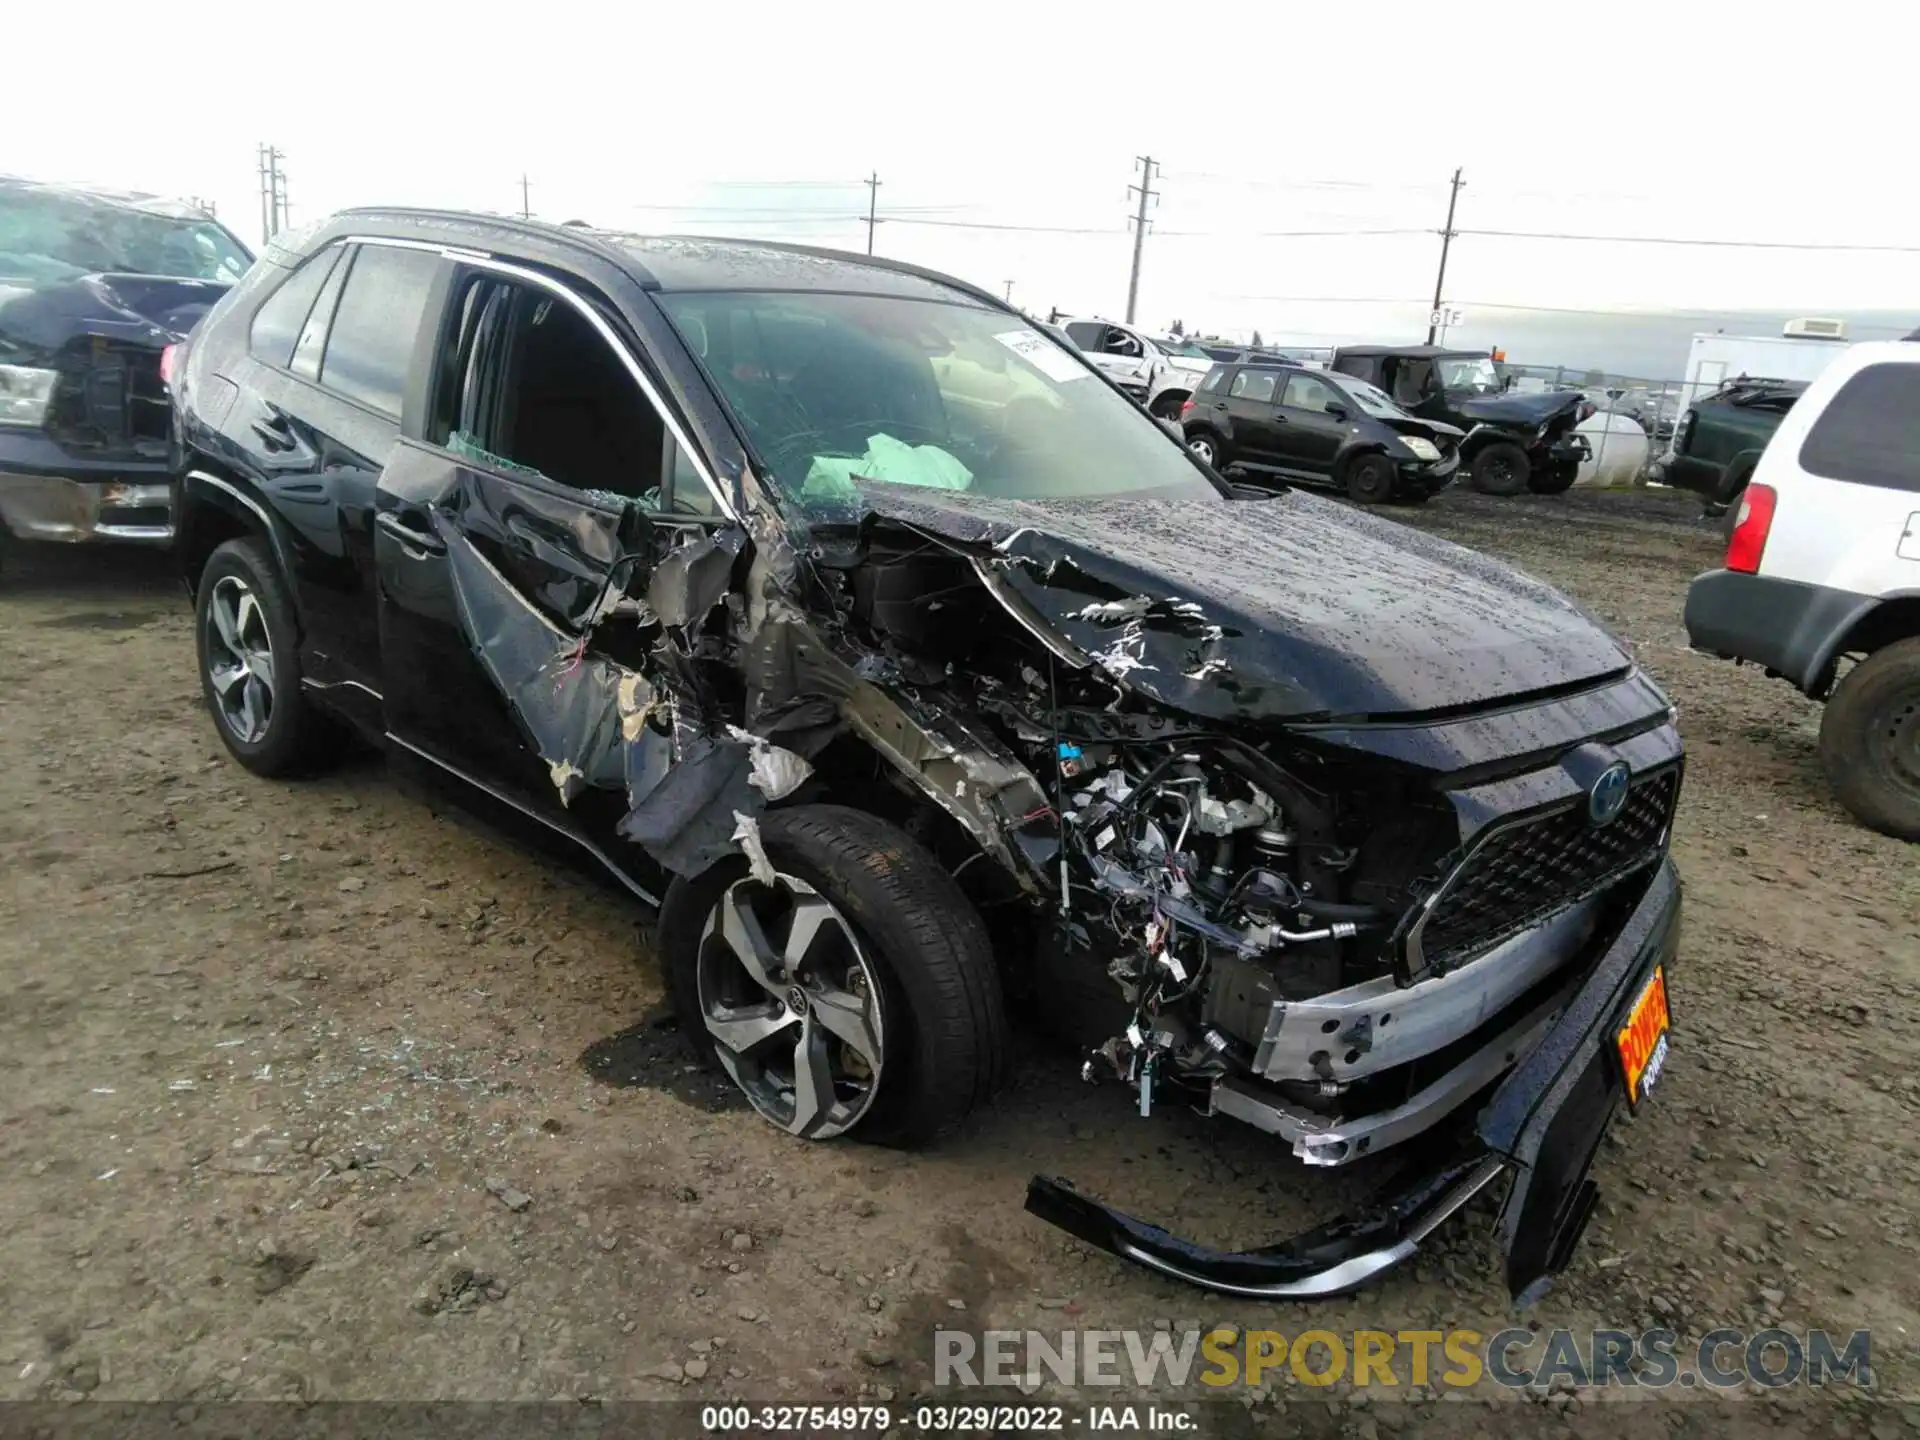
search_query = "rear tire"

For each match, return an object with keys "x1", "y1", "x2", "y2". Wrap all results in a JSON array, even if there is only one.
[
  {"x1": 195, "y1": 536, "x2": 340, "y2": 777},
  {"x1": 659, "y1": 805, "x2": 1009, "y2": 1147},
  {"x1": 1470, "y1": 441, "x2": 1532, "y2": 496},
  {"x1": 1818, "y1": 637, "x2": 1920, "y2": 840},
  {"x1": 1186, "y1": 431, "x2": 1228, "y2": 469},
  {"x1": 1150, "y1": 392, "x2": 1187, "y2": 421},
  {"x1": 1343, "y1": 453, "x2": 1396, "y2": 504}
]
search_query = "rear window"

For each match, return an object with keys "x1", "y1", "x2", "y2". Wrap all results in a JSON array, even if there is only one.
[
  {"x1": 318, "y1": 245, "x2": 442, "y2": 419},
  {"x1": 1798, "y1": 363, "x2": 1920, "y2": 494},
  {"x1": 249, "y1": 248, "x2": 341, "y2": 368}
]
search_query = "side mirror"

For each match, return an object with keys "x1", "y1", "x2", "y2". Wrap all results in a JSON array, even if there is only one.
[{"x1": 1324, "y1": 402, "x2": 1349, "y2": 420}]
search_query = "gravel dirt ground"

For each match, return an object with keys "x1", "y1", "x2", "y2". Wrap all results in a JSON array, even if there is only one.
[{"x1": 0, "y1": 487, "x2": 1915, "y2": 1436}]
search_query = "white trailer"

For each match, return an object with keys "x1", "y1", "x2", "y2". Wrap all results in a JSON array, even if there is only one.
[{"x1": 1666, "y1": 320, "x2": 1853, "y2": 453}]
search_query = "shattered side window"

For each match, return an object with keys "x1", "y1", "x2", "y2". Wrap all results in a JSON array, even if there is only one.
[{"x1": 658, "y1": 291, "x2": 1215, "y2": 505}]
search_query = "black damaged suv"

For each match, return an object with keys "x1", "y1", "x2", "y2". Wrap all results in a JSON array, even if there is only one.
[
  {"x1": 170, "y1": 209, "x2": 1684, "y2": 1302},
  {"x1": 1178, "y1": 360, "x2": 1462, "y2": 503}
]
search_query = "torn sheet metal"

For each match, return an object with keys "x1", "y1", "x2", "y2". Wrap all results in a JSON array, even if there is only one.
[
  {"x1": 441, "y1": 521, "x2": 627, "y2": 806},
  {"x1": 648, "y1": 527, "x2": 745, "y2": 629},
  {"x1": 615, "y1": 734, "x2": 759, "y2": 875},
  {"x1": 439, "y1": 461, "x2": 636, "y2": 632}
]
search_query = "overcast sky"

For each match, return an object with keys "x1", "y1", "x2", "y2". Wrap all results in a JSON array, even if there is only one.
[{"x1": 15, "y1": 1, "x2": 1918, "y2": 373}]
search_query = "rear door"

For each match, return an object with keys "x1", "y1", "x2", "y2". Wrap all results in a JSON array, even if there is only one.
[
  {"x1": 1271, "y1": 371, "x2": 1350, "y2": 476},
  {"x1": 227, "y1": 241, "x2": 440, "y2": 725},
  {"x1": 1222, "y1": 367, "x2": 1284, "y2": 461}
]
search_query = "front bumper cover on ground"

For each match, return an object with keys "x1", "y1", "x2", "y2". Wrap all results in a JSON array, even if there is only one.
[{"x1": 1024, "y1": 858, "x2": 1682, "y2": 1303}]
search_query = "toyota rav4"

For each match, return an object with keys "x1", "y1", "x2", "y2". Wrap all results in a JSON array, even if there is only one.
[{"x1": 169, "y1": 209, "x2": 1684, "y2": 1302}]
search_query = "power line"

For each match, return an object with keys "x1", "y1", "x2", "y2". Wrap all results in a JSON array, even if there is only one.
[
  {"x1": 1205, "y1": 293, "x2": 1918, "y2": 335},
  {"x1": 878, "y1": 215, "x2": 1126, "y2": 235},
  {"x1": 1156, "y1": 225, "x2": 1428, "y2": 239},
  {"x1": 1126, "y1": 156, "x2": 1158, "y2": 324},
  {"x1": 1459, "y1": 228, "x2": 1920, "y2": 254}
]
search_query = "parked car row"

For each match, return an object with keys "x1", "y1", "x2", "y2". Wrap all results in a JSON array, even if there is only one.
[{"x1": 135, "y1": 201, "x2": 1694, "y2": 1304}]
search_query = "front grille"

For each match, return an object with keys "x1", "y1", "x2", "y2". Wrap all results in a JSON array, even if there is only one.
[{"x1": 1411, "y1": 766, "x2": 1679, "y2": 975}]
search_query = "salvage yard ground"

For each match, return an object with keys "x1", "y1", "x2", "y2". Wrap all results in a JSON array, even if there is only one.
[{"x1": 0, "y1": 488, "x2": 1915, "y2": 1435}]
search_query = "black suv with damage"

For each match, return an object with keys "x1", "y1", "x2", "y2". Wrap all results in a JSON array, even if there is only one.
[
  {"x1": 1179, "y1": 361, "x2": 1462, "y2": 503},
  {"x1": 169, "y1": 210, "x2": 1684, "y2": 1303},
  {"x1": 1, "y1": 177, "x2": 252, "y2": 563},
  {"x1": 1330, "y1": 345, "x2": 1593, "y2": 496}
]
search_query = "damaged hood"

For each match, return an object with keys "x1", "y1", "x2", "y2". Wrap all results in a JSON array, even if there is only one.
[
  {"x1": 841, "y1": 485, "x2": 1630, "y2": 721},
  {"x1": 0, "y1": 272, "x2": 229, "y2": 359},
  {"x1": 1451, "y1": 389, "x2": 1584, "y2": 426}
]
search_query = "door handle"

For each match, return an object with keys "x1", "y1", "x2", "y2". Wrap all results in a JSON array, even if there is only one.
[
  {"x1": 376, "y1": 510, "x2": 445, "y2": 556},
  {"x1": 1212, "y1": 402, "x2": 1227, "y2": 410}
]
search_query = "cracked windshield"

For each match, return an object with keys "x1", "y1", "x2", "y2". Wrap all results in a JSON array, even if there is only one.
[
  {"x1": 658, "y1": 291, "x2": 1216, "y2": 504},
  {"x1": 0, "y1": 187, "x2": 251, "y2": 284}
]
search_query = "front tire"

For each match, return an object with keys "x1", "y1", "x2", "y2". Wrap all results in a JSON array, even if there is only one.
[
  {"x1": 1470, "y1": 441, "x2": 1532, "y2": 496},
  {"x1": 659, "y1": 805, "x2": 1009, "y2": 1147},
  {"x1": 1818, "y1": 638, "x2": 1920, "y2": 840},
  {"x1": 1343, "y1": 453, "x2": 1396, "y2": 504},
  {"x1": 195, "y1": 536, "x2": 339, "y2": 777}
]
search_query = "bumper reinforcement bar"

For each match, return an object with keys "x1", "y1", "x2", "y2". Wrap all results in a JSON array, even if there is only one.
[{"x1": 1024, "y1": 1152, "x2": 1507, "y2": 1300}]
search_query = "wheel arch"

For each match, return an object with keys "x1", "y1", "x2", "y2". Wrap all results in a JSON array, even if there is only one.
[
  {"x1": 1150, "y1": 386, "x2": 1192, "y2": 418},
  {"x1": 178, "y1": 468, "x2": 301, "y2": 623},
  {"x1": 1819, "y1": 592, "x2": 1920, "y2": 694},
  {"x1": 1457, "y1": 425, "x2": 1524, "y2": 463},
  {"x1": 1333, "y1": 439, "x2": 1391, "y2": 481}
]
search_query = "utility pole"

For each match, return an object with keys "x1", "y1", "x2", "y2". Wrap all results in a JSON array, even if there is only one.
[
  {"x1": 1003, "y1": 280, "x2": 1015, "y2": 302},
  {"x1": 257, "y1": 145, "x2": 288, "y2": 244},
  {"x1": 519, "y1": 174, "x2": 532, "y2": 220},
  {"x1": 864, "y1": 171, "x2": 881, "y2": 255},
  {"x1": 1425, "y1": 167, "x2": 1464, "y2": 345},
  {"x1": 1125, "y1": 156, "x2": 1158, "y2": 325}
]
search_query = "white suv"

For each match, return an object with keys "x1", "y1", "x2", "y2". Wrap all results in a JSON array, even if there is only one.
[
  {"x1": 1685, "y1": 340, "x2": 1920, "y2": 838},
  {"x1": 1058, "y1": 317, "x2": 1212, "y2": 419}
]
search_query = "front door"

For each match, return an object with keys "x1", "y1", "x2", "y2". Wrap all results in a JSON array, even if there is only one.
[
  {"x1": 1271, "y1": 371, "x2": 1350, "y2": 476},
  {"x1": 375, "y1": 265, "x2": 699, "y2": 835}
]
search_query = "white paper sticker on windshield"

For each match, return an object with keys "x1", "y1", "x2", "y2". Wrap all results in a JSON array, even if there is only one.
[{"x1": 995, "y1": 329, "x2": 1089, "y2": 383}]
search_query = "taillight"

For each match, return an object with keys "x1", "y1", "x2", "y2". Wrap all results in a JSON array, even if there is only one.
[
  {"x1": 1180, "y1": 399, "x2": 1195, "y2": 417},
  {"x1": 159, "y1": 343, "x2": 180, "y2": 389},
  {"x1": 1725, "y1": 482, "x2": 1776, "y2": 573}
]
